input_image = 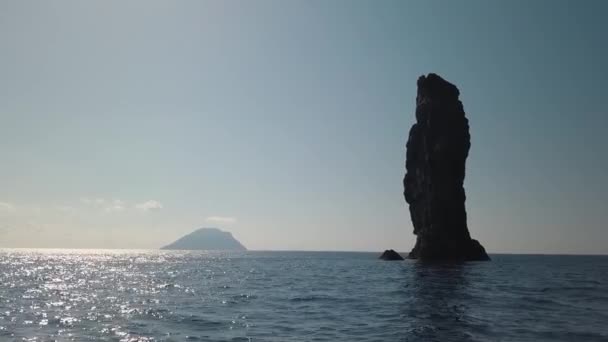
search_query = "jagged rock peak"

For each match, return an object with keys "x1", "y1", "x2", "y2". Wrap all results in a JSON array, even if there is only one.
[{"x1": 417, "y1": 73, "x2": 460, "y2": 102}]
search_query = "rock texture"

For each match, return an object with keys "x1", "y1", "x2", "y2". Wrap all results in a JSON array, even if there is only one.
[
  {"x1": 161, "y1": 228, "x2": 246, "y2": 251},
  {"x1": 379, "y1": 249, "x2": 405, "y2": 261},
  {"x1": 403, "y1": 74, "x2": 489, "y2": 261}
]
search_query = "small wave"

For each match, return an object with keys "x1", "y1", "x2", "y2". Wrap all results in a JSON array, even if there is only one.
[
  {"x1": 231, "y1": 294, "x2": 257, "y2": 302},
  {"x1": 289, "y1": 295, "x2": 337, "y2": 302}
]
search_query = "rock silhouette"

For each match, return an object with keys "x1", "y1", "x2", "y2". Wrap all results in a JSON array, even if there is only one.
[
  {"x1": 379, "y1": 249, "x2": 405, "y2": 260},
  {"x1": 403, "y1": 74, "x2": 489, "y2": 261}
]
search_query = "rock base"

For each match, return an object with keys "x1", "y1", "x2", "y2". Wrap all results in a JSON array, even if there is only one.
[{"x1": 408, "y1": 238, "x2": 490, "y2": 261}]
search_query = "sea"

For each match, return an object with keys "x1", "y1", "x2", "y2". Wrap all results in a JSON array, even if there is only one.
[{"x1": 0, "y1": 250, "x2": 607, "y2": 342}]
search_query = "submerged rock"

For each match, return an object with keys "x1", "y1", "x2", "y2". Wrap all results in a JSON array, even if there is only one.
[
  {"x1": 403, "y1": 74, "x2": 489, "y2": 261},
  {"x1": 379, "y1": 249, "x2": 404, "y2": 260}
]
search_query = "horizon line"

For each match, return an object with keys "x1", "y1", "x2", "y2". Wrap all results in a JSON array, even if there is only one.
[{"x1": 0, "y1": 247, "x2": 606, "y2": 256}]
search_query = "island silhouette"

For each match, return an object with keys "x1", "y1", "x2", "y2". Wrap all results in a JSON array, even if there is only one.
[{"x1": 161, "y1": 228, "x2": 246, "y2": 251}]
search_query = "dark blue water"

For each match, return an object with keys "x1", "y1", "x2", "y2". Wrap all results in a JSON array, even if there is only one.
[{"x1": 0, "y1": 250, "x2": 607, "y2": 341}]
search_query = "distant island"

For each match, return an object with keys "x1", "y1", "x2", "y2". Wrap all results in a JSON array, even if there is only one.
[{"x1": 161, "y1": 228, "x2": 246, "y2": 251}]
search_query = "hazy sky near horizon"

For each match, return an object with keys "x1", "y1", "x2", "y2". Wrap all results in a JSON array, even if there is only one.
[{"x1": 1, "y1": 0, "x2": 607, "y2": 253}]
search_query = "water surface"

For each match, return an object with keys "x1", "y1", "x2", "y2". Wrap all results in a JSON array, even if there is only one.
[{"x1": 0, "y1": 250, "x2": 606, "y2": 341}]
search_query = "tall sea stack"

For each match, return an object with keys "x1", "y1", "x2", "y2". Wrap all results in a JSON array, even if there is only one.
[{"x1": 404, "y1": 74, "x2": 489, "y2": 261}]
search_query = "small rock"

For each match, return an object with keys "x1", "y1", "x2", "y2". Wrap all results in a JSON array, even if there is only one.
[{"x1": 379, "y1": 249, "x2": 404, "y2": 261}]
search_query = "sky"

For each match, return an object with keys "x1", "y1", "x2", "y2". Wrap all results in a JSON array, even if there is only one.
[{"x1": 0, "y1": 0, "x2": 607, "y2": 253}]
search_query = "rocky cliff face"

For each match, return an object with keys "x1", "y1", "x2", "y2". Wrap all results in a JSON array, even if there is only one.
[{"x1": 404, "y1": 74, "x2": 489, "y2": 261}]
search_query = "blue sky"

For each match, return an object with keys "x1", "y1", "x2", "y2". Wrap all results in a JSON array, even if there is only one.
[{"x1": 0, "y1": 0, "x2": 606, "y2": 253}]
